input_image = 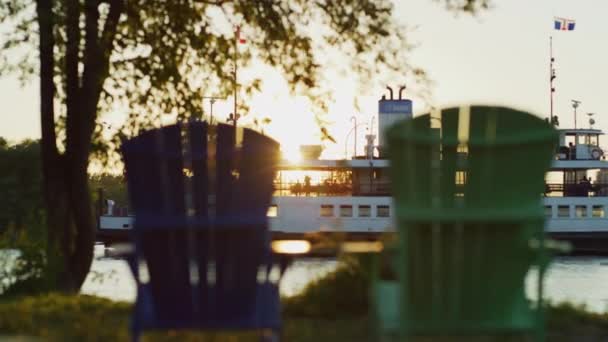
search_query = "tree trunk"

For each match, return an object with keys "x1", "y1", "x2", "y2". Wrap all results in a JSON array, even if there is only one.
[
  {"x1": 35, "y1": 0, "x2": 89, "y2": 293},
  {"x1": 36, "y1": 0, "x2": 124, "y2": 292}
]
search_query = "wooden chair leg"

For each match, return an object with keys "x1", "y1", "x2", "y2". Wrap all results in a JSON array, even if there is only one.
[
  {"x1": 259, "y1": 328, "x2": 280, "y2": 342},
  {"x1": 130, "y1": 318, "x2": 140, "y2": 342}
]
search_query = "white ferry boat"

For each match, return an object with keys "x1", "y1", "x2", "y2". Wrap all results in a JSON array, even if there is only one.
[{"x1": 98, "y1": 94, "x2": 608, "y2": 254}]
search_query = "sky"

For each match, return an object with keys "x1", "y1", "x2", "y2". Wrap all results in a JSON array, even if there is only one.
[{"x1": 1, "y1": 0, "x2": 607, "y2": 160}]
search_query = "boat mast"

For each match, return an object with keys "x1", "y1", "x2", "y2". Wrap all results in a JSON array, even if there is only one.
[{"x1": 550, "y1": 36, "x2": 556, "y2": 124}]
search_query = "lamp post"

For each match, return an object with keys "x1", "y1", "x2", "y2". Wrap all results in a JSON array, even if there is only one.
[
  {"x1": 344, "y1": 123, "x2": 368, "y2": 160},
  {"x1": 203, "y1": 96, "x2": 224, "y2": 124},
  {"x1": 232, "y1": 25, "x2": 246, "y2": 128},
  {"x1": 351, "y1": 116, "x2": 357, "y2": 158},
  {"x1": 233, "y1": 27, "x2": 239, "y2": 127},
  {"x1": 572, "y1": 99, "x2": 581, "y2": 130}
]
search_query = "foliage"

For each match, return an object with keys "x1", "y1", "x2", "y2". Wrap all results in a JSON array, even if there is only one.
[
  {"x1": 546, "y1": 302, "x2": 608, "y2": 339},
  {"x1": 89, "y1": 173, "x2": 129, "y2": 211},
  {"x1": 0, "y1": 0, "x2": 490, "y2": 164},
  {"x1": 0, "y1": 285, "x2": 608, "y2": 341},
  {"x1": 0, "y1": 0, "x2": 491, "y2": 293},
  {"x1": 0, "y1": 293, "x2": 374, "y2": 341},
  {"x1": 438, "y1": 0, "x2": 492, "y2": 13},
  {"x1": 0, "y1": 220, "x2": 49, "y2": 297},
  {"x1": 0, "y1": 139, "x2": 43, "y2": 233},
  {"x1": 283, "y1": 256, "x2": 371, "y2": 319},
  {"x1": 0, "y1": 294, "x2": 131, "y2": 341},
  {"x1": 0, "y1": 139, "x2": 49, "y2": 296}
]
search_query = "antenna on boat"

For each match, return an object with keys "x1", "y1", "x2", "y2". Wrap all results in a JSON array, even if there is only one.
[{"x1": 571, "y1": 99, "x2": 581, "y2": 129}]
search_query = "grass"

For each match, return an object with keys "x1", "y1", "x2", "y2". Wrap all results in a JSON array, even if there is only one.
[
  {"x1": 0, "y1": 293, "x2": 372, "y2": 342},
  {"x1": 545, "y1": 302, "x2": 608, "y2": 341},
  {"x1": 0, "y1": 258, "x2": 607, "y2": 341}
]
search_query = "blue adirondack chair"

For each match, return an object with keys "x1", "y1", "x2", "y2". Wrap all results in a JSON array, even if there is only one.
[{"x1": 121, "y1": 121, "x2": 285, "y2": 341}]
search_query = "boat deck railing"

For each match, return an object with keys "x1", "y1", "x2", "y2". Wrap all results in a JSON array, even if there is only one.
[
  {"x1": 273, "y1": 180, "x2": 391, "y2": 197},
  {"x1": 545, "y1": 182, "x2": 608, "y2": 197}
]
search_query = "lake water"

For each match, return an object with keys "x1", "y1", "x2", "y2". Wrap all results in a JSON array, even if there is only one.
[
  {"x1": 80, "y1": 245, "x2": 608, "y2": 313},
  {"x1": 81, "y1": 245, "x2": 338, "y2": 301}
]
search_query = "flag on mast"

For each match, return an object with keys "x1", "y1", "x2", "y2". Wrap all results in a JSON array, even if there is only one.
[
  {"x1": 236, "y1": 26, "x2": 246, "y2": 44},
  {"x1": 554, "y1": 17, "x2": 576, "y2": 31}
]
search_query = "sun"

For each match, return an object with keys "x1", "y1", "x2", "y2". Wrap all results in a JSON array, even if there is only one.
[{"x1": 282, "y1": 148, "x2": 301, "y2": 164}]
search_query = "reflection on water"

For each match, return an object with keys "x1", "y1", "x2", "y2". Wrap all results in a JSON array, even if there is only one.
[
  {"x1": 80, "y1": 245, "x2": 608, "y2": 312},
  {"x1": 81, "y1": 246, "x2": 135, "y2": 302},
  {"x1": 81, "y1": 245, "x2": 337, "y2": 301},
  {"x1": 0, "y1": 249, "x2": 20, "y2": 292},
  {"x1": 542, "y1": 257, "x2": 608, "y2": 312}
]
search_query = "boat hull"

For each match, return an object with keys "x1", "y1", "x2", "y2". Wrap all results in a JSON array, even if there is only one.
[
  {"x1": 97, "y1": 218, "x2": 608, "y2": 255},
  {"x1": 548, "y1": 232, "x2": 608, "y2": 255}
]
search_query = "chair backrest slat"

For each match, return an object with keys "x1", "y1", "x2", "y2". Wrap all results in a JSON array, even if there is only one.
[
  {"x1": 383, "y1": 106, "x2": 557, "y2": 336},
  {"x1": 122, "y1": 121, "x2": 281, "y2": 331}
]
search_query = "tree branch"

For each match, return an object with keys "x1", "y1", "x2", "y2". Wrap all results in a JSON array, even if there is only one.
[
  {"x1": 80, "y1": 0, "x2": 124, "y2": 135},
  {"x1": 191, "y1": 0, "x2": 230, "y2": 5},
  {"x1": 64, "y1": 4, "x2": 125, "y2": 278},
  {"x1": 100, "y1": 0, "x2": 124, "y2": 59},
  {"x1": 81, "y1": 0, "x2": 102, "y2": 129}
]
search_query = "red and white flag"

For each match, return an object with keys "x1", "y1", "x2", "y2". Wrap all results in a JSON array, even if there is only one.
[{"x1": 236, "y1": 26, "x2": 246, "y2": 44}]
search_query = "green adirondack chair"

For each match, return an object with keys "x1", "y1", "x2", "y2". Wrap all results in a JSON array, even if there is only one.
[{"x1": 372, "y1": 106, "x2": 559, "y2": 340}]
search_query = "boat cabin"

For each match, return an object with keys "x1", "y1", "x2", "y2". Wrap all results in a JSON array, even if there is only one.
[{"x1": 556, "y1": 129, "x2": 604, "y2": 160}]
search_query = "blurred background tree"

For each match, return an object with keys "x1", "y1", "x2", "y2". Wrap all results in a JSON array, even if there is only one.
[
  {"x1": 89, "y1": 173, "x2": 128, "y2": 214},
  {"x1": 0, "y1": 139, "x2": 46, "y2": 295},
  {"x1": 0, "y1": 0, "x2": 488, "y2": 292},
  {"x1": 0, "y1": 139, "x2": 43, "y2": 234}
]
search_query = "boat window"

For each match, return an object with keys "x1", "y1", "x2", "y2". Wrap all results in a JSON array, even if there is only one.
[
  {"x1": 377, "y1": 205, "x2": 390, "y2": 217},
  {"x1": 544, "y1": 206, "x2": 552, "y2": 218},
  {"x1": 565, "y1": 135, "x2": 575, "y2": 147},
  {"x1": 267, "y1": 205, "x2": 278, "y2": 218},
  {"x1": 592, "y1": 205, "x2": 605, "y2": 218},
  {"x1": 455, "y1": 171, "x2": 466, "y2": 185},
  {"x1": 457, "y1": 143, "x2": 468, "y2": 154},
  {"x1": 320, "y1": 205, "x2": 334, "y2": 217},
  {"x1": 557, "y1": 205, "x2": 570, "y2": 218},
  {"x1": 578, "y1": 134, "x2": 587, "y2": 145},
  {"x1": 575, "y1": 205, "x2": 587, "y2": 218},
  {"x1": 340, "y1": 205, "x2": 353, "y2": 217},
  {"x1": 358, "y1": 205, "x2": 371, "y2": 217},
  {"x1": 590, "y1": 135, "x2": 599, "y2": 146}
]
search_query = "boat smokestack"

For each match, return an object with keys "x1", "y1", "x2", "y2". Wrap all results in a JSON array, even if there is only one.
[
  {"x1": 386, "y1": 86, "x2": 393, "y2": 100},
  {"x1": 378, "y1": 85, "x2": 413, "y2": 157},
  {"x1": 398, "y1": 85, "x2": 406, "y2": 100}
]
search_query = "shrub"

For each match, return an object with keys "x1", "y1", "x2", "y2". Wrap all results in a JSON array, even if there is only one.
[
  {"x1": 282, "y1": 256, "x2": 371, "y2": 318},
  {"x1": 0, "y1": 217, "x2": 49, "y2": 296}
]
